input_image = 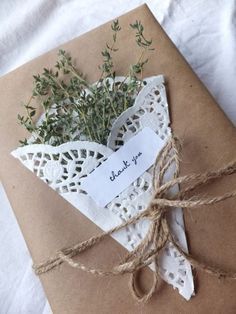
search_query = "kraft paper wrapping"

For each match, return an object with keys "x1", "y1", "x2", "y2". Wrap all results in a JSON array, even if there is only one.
[{"x1": 0, "y1": 4, "x2": 235, "y2": 313}]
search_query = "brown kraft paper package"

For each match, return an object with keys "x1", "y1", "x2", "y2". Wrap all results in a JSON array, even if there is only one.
[{"x1": 0, "y1": 4, "x2": 235, "y2": 314}]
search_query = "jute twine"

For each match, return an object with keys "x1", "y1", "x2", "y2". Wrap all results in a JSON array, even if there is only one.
[{"x1": 33, "y1": 136, "x2": 236, "y2": 303}]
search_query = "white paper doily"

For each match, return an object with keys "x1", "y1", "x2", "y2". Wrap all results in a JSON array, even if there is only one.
[{"x1": 12, "y1": 75, "x2": 194, "y2": 300}]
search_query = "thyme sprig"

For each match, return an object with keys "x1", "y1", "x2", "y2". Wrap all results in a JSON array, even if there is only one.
[
  {"x1": 129, "y1": 20, "x2": 154, "y2": 77},
  {"x1": 18, "y1": 20, "x2": 154, "y2": 146}
]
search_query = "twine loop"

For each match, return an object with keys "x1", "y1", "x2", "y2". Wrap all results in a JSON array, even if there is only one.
[{"x1": 33, "y1": 136, "x2": 236, "y2": 303}]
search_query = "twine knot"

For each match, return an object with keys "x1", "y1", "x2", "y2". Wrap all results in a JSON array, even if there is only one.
[{"x1": 33, "y1": 136, "x2": 236, "y2": 303}]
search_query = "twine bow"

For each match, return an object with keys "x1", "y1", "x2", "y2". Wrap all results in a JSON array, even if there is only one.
[{"x1": 33, "y1": 136, "x2": 236, "y2": 303}]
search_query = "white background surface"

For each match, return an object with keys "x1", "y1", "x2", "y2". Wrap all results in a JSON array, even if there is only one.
[{"x1": 0, "y1": 1, "x2": 235, "y2": 313}]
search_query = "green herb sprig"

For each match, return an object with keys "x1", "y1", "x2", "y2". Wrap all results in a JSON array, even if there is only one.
[{"x1": 18, "y1": 20, "x2": 154, "y2": 146}]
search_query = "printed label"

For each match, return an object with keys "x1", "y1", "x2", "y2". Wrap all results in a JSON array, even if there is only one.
[{"x1": 81, "y1": 127, "x2": 166, "y2": 207}]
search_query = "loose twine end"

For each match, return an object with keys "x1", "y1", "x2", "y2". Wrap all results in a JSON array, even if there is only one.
[{"x1": 33, "y1": 136, "x2": 236, "y2": 303}]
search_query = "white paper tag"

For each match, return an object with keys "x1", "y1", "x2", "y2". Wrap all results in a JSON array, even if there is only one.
[{"x1": 81, "y1": 127, "x2": 166, "y2": 207}]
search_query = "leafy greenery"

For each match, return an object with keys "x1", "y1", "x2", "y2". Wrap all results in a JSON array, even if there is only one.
[{"x1": 18, "y1": 20, "x2": 154, "y2": 146}]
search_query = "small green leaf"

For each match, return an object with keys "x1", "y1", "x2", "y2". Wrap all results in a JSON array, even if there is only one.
[{"x1": 30, "y1": 110, "x2": 36, "y2": 117}]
